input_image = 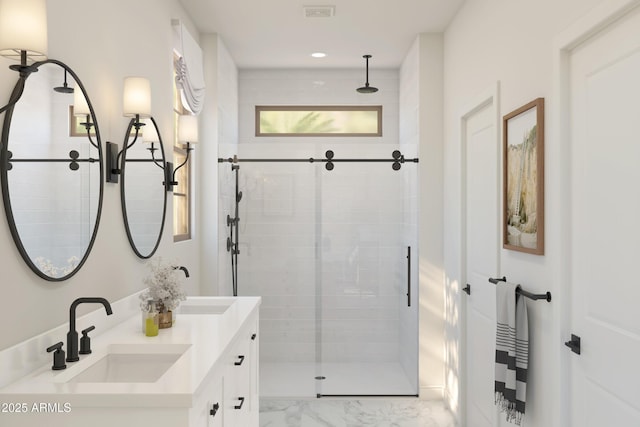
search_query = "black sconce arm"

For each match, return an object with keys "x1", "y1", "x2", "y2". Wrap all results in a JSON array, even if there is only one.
[
  {"x1": 166, "y1": 142, "x2": 193, "y2": 191},
  {"x1": 0, "y1": 51, "x2": 44, "y2": 114},
  {"x1": 0, "y1": 77, "x2": 27, "y2": 115},
  {"x1": 147, "y1": 143, "x2": 165, "y2": 170},
  {"x1": 106, "y1": 115, "x2": 146, "y2": 182},
  {"x1": 113, "y1": 115, "x2": 145, "y2": 174},
  {"x1": 79, "y1": 114, "x2": 99, "y2": 149}
]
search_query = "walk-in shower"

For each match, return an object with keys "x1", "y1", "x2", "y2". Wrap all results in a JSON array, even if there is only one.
[{"x1": 219, "y1": 145, "x2": 419, "y2": 398}]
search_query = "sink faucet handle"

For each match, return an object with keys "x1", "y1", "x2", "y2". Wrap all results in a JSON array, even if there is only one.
[
  {"x1": 82, "y1": 325, "x2": 95, "y2": 335},
  {"x1": 46, "y1": 342, "x2": 67, "y2": 371},
  {"x1": 79, "y1": 325, "x2": 96, "y2": 355}
]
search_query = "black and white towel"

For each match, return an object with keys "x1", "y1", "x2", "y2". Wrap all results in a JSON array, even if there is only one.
[{"x1": 495, "y1": 281, "x2": 529, "y2": 425}]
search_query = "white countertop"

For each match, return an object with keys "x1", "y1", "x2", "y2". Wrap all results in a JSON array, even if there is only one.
[{"x1": 0, "y1": 296, "x2": 260, "y2": 408}]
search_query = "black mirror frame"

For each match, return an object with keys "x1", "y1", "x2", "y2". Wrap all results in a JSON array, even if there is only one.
[
  {"x1": 120, "y1": 116, "x2": 167, "y2": 259},
  {"x1": 0, "y1": 59, "x2": 104, "y2": 281}
]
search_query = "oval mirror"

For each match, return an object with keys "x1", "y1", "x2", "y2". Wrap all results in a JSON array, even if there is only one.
[
  {"x1": 121, "y1": 117, "x2": 167, "y2": 258},
  {"x1": 0, "y1": 60, "x2": 103, "y2": 281}
]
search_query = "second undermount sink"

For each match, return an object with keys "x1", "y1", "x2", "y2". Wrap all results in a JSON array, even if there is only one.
[
  {"x1": 65, "y1": 343, "x2": 190, "y2": 383},
  {"x1": 178, "y1": 298, "x2": 236, "y2": 315}
]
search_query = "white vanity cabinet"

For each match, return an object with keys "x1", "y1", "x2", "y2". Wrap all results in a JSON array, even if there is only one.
[
  {"x1": 190, "y1": 373, "x2": 224, "y2": 426},
  {"x1": 221, "y1": 317, "x2": 259, "y2": 426},
  {"x1": 189, "y1": 311, "x2": 259, "y2": 427},
  {"x1": 0, "y1": 296, "x2": 260, "y2": 427}
]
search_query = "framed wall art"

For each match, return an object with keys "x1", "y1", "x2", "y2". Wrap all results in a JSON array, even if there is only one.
[{"x1": 503, "y1": 98, "x2": 544, "y2": 255}]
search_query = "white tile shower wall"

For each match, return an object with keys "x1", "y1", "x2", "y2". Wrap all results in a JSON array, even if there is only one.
[
  {"x1": 237, "y1": 162, "x2": 317, "y2": 363},
  {"x1": 235, "y1": 69, "x2": 414, "y2": 377},
  {"x1": 212, "y1": 37, "x2": 239, "y2": 297},
  {"x1": 238, "y1": 69, "x2": 399, "y2": 145}
]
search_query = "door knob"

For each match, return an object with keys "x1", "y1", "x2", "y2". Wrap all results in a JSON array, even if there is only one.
[
  {"x1": 564, "y1": 334, "x2": 581, "y2": 355},
  {"x1": 462, "y1": 284, "x2": 471, "y2": 295}
]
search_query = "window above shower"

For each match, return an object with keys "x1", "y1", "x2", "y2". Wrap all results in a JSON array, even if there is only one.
[{"x1": 255, "y1": 105, "x2": 382, "y2": 137}]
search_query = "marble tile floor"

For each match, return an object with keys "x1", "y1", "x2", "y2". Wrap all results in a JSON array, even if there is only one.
[{"x1": 260, "y1": 398, "x2": 457, "y2": 427}]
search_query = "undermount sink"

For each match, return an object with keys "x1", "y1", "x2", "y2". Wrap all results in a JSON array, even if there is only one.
[
  {"x1": 178, "y1": 298, "x2": 236, "y2": 315},
  {"x1": 65, "y1": 343, "x2": 190, "y2": 383}
]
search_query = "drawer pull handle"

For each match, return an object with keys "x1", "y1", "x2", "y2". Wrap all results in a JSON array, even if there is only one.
[
  {"x1": 209, "y1": 402, "x2": 220, "y2": 417},
  {"x1": 234, "y1": 355, "x2": 245, "y2": 366},
  {"x1": 234, "y1": 397, "x2": 245, "y2": 410},
  {"x1": 251, "y1": 333, "x2": 257, "y2": 340}
]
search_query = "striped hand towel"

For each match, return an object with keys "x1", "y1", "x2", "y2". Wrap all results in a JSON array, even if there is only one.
[{"x1": 495, "y1": 281, "x2": 529, "y2": 425}]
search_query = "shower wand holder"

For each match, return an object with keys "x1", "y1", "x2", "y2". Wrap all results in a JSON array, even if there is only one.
[{"x1": 226, "y1": 237, "x2": 240, "y2": 255}]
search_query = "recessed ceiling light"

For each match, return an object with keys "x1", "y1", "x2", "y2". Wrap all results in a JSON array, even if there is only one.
[
  {"x1": 311, "y1": 52, "x2": 326, "y2": 58},
  {"x1": 303, "y1": 6, "x2": 335, "y2": 18}
]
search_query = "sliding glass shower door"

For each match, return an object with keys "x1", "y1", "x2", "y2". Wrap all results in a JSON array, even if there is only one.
[
  {"x1": 222, "y1": 145, "x2": 418, "y2": 397},
  {"x1": 315, "y1": 159, "x2": 418, "y2": 396}
]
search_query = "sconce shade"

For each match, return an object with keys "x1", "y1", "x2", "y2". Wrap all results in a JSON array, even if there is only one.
[
  {"x1": 178, "y1": 115, "x2": 198, "y2": 143},
  {"x1": 73, "y1": 88, "x2": 90, "y2": 117},
  {"x1": 141, "y1": 118, "x2": 160, "y2": 143},
  {"x1": 123, "y1": 77, "x2": 151, "y2": 118},
  {"x1": 0, "y1": 0, "x2": 48, "y2": 62}
]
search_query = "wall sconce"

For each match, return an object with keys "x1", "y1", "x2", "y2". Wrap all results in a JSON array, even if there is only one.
[
  {"x1": 106, "y1": 77, "x2": 152, "y2": 183},
  {"x1": 166, "y1": 114, "x2": 198, "y2": 192},
  {"x1": 0, "y1": 0, "x2": 48, "y2": 114},
  {"x1": 141, "y1": 118, "x2": 165, "y2": 170},
  {"x1": 73, "y1": 85, "x2": 99, "y2": 149}
]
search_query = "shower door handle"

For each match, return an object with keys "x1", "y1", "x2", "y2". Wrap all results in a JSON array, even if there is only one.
[{"x1": 406, "y1": 246, "x2": 411, "y2": 307}]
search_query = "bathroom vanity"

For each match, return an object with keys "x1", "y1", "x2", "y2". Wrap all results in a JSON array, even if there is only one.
[{"x1": 0, "y1": 296, "x2": 260, "y2": 427}]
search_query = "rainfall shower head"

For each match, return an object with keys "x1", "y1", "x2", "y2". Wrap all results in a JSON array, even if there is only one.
[
  {"x1": 356, "y1": 54, "x2": 378, "y2": 94},
  {"x1": 53, "y1": 69, "x2": 74, "y2": 94}
]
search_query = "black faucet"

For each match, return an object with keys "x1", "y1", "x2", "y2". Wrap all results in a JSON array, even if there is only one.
[
  {"x1": 174, "y1": 266, "x2": 190, "y2": 277},
  {"x1": 66, "y1": 297, "x2": 113, "y2": 362}
]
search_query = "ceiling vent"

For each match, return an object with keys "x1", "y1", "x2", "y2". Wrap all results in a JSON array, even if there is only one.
[{"x1": 303, "y1": 5, "x2": 335, "y2": 18}]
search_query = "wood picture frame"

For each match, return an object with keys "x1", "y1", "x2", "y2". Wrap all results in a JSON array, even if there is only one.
[{"x1": 503, "y1": 98, "x2": 544, "y2": 255}]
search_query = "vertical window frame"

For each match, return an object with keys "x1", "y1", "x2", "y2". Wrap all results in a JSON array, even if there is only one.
[{"x1": 173, "y1": 56, "x2": 192, "y2": 242}]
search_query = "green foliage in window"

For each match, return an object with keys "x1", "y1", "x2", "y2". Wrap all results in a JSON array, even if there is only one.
[{"x1": 260, "y1": 111, "x2": 338, "y2": 134}]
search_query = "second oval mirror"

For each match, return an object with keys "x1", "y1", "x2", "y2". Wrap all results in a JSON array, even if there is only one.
[{"x1": 120, "y1": 117, "x2": 167, "y2": 258}]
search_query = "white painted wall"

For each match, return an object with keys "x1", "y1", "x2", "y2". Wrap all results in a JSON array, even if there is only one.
[
  {"x1": 0, "y1": 0, "x2": 203, "y2": 351},
  {"x1": 400, "y1": 34, "x2": 446, "y2": 399},
  {"x1": 442, "y1": 0, "x2": 604, "y2": 425},
  {"x1": 199, "y1": 34, "x2": 238, "y2": 297}
]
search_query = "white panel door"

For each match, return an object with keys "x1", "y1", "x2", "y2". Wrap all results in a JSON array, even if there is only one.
[
  {"x1": 569, "y1": 6, "x2": 640, "y2": 426},
  {"x1": 463, "y1": 100, "x2": 500, "y2": 427}
]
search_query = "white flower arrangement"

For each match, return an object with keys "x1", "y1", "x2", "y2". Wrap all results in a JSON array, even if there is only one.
[
  {"x1": 35, "y1": 256, "x2": 80, "y2": 277},
  {"x1": 139, "y1": 257, "x2": 187, "y2": 312}
]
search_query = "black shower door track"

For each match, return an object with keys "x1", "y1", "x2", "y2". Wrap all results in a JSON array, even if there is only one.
[{"x1": 218, "y1": 150, "x2": 418, "y2": 171}]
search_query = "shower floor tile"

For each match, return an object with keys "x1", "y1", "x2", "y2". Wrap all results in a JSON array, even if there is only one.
[
  {"x1": 261, "y1": 362, "x2": 416, "y2": 398},
  {"x1": 261, "y1": 362, "x2": 317, "y2": 397},
  {"x1": 259, "y1": 398, "x2": 457, "y2": 427}
]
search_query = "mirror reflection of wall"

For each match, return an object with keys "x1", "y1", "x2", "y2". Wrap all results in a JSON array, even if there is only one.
[
  {"x1": 121, "y1": 117, "x2": 166, "y2": 258},
  {"x1": 2, "y1": 62, "x2": 101, "y2": 279}
]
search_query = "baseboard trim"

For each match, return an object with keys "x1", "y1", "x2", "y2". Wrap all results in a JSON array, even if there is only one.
[{"x1": 419, "y1": 386, "x2": 444, "y2": 400}]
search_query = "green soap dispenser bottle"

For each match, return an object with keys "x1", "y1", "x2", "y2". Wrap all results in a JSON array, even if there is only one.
[{"x1": 145, "y1": 300, "x2": 159, "y2": 337}]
